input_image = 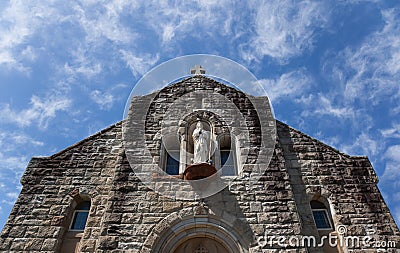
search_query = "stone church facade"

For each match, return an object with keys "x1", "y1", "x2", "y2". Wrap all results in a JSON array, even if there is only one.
[{"x1": 1, "y1": 74, "x2": 399, "y2": 252}]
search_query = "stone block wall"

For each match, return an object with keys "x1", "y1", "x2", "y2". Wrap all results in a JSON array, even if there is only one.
[
  {"x1": 277, "y1": 121, "x2": 400, "y2": 252},
  {"x1": 0, "y1": 123, "x2": 124, "y2": 252}
]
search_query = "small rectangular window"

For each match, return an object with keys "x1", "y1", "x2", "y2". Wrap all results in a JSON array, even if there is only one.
[
  {"x1": 70, "y1": 211, "x2": 89, "y2": 231},
  {"x1": 166, "y1": 153, "x2": 179, "y2": 175},
  {"x1": 220, "y1": 150, "x2": 236, "y2": 176},
  {"x1": 312, "y1": 210, "x2": 332, "y2": 229}
]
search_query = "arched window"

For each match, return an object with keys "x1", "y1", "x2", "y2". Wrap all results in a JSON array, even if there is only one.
[
  {"x1": 219, "y1": 134, "x2": 236, "y2": 176},
  {"x1": 165, "y1": 152, "x2": 180, "y2": 175},
  {"x1": 310, "y1": 199, "x2": 341, "y2": 253},
  {"x1": 161, "y1": 134, "x2": 181, "y2": 175},
  {"x1": 60, "y1": 198, "x2": 91, "y2": 252},
  {"x1": 70, "y1": 201, "x2": 91, "y2": 231},
  {"x1": 310, "y1": 200, "x2": 332, "y2": 230}
]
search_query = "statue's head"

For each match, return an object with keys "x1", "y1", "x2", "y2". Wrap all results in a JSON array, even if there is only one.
[{"x1": 196, "y1": 121, "x2": 203, "y2": 129}]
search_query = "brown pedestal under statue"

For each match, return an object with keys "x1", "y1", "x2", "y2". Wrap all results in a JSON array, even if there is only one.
[{"x1": 183, "y1": 163, "x2": 217, "y2": 180}]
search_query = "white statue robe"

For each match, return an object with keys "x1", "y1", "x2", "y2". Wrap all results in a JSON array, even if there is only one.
[{"x1": 192, "y1": 128, "x2": 210, "y2": 164}]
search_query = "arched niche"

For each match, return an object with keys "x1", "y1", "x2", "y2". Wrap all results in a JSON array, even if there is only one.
[{"x1": 177, "y1": 110, "x2": 231, "y2": 169}]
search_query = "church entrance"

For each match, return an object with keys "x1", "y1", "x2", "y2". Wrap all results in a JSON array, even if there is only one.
[
  {"x1": 144, "y1": 212, "x2": 248, "y2": 253},
  {"x1": 173, "y1": 237, "x2": 229, "y2": 253}
]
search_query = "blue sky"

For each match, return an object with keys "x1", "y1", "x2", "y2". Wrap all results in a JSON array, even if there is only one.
[{"x1": 0, "y1": 1, "x2": 399, "y2": 230}]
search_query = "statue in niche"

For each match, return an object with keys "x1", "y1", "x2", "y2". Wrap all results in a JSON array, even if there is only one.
[{"x1": 192, "y1": 121, "x2": 210, "y2": 164}]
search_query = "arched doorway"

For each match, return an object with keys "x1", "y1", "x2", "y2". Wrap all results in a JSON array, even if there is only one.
[
  {"x1": 173, "y1": 237, "x2": 229, "y2": 253},
  {"x1": 144, "y1": 212, "x2": 248, "y2": 253},
  {"x1": 159, "y1": 223, "x2": 242, "y2": 253}
]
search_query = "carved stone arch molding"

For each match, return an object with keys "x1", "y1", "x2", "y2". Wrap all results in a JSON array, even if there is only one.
[
  {"x1": 141, "y1": 207, "x2": 249, "y2": 253},
  {"x1": 54, "y1": 187, "x2": 100, "y2": 228},
  {"x1": 64, "y1": 187, "x2": 100, "y2": 205},
  {"x1": 306, "y1": 184, "x2": 332, "y2": 197},
  {"x1": 306, "y1": 186, "x2": 336, "y2": 219},
  {"x1": 54, "y1": 187, "x2": 100, "y2": 225}
]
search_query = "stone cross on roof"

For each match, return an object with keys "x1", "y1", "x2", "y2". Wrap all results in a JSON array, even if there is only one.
[{"x1": 190, "y1": 65, "x2": 206, "y2": 75}]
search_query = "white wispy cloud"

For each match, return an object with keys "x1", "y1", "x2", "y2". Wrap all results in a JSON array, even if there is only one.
[
  {"x1": 140, "y1": 0, "x2": 237, "y2": 44},
  {"x1": 381, "y1": 145, "x2": 400, "y2": 187},
  {"x1": 73, "y1": 1, "x2": 135, "y2": 45},
  {"x1": 64, "y1": 47, "x2": 102, "y2": 80},
  {"x1": 314, "y1": 132, "x2": 340, "y2": 149},
  {"x1": 64, "y1": 61, "x2": 102, "y2": 82},
  {"x1": 0, "y1": 95, "x2": 71, "y2": 129},
  {"x1": 391, "y1": 104, "x2": 400, "y2": 115},
  {"x1": 5, "y1": 133, "x2": 43, "y2": 149},
  {"x1": 314, "y1": 95, "x2": 354, "y2": 118},
  {"x1": 0, "y1": 131, "x2": 38, "y2": 212},
  {"x1": 119, "y1": 50, "x2": 159, "y2": 78},
  {"x1": 329, "y1": 8, "x2": 400, "y2": 105},
  {"x1": 90, "y1": 90, "x2": 114, "y2": 110},
  {"x1": 259, "y1": 69, "x2": 313, "y2": 103},
  {"x1": 0, "y1": 152, "x2": 27, "y2": 177},
  {"x1": 0, "y1": 1, "x2": 59, "y2": 72},
  {"x1": 20, "y1": 45, "x2": 37, "y2": 62},
  {"x1": 0, "y1": 1, "x2": 137, "y2": 78},
  {"x1": 0, "y1": 152, "x2": 28, "y2": 189},
  {"x1": 340, "y1": 132, "x2": 380, "y2": 157},
  {"x1": 240, "y1": 0, "x2": 329, "y2": 63},
  {"x1": 382, "y1": 163, "x2": 400, "y2": 187},
  {"x1": 0, "y1": 51, "x2": 30, "y2": 73},
  {"x1": 89, "y1": 82, "x2": 128, "y2": 110},
  {"x1": 0, "y1": 128, "x2": 45, "y2": 198},
  {"x1": 300, "y1": 94, "x2": 355, "y2": 119},
  {"x1": 381, "y1": 123, "x2": 400, "y2": 139},
  {"x1": 384, "y1": 145, "x2": 400, "y2": 162}
]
